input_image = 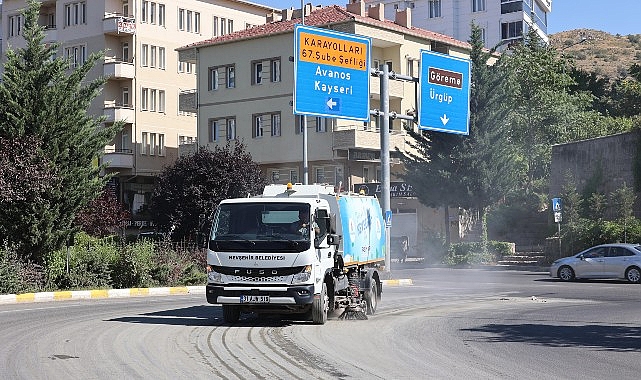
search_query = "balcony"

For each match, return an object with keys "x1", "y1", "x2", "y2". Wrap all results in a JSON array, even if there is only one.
[
  {"x1": 333, "y1": 124, "x2": 407, "y2": 152},
  {"x1": 43, "y1": 24, "x2": 57, "y2": 42},
  {"x1": 104, "y1": 58, "x2": 135, "y2": 79},
  {"x1": 370, "y1": 75, "x2": 406, "y2": 100},
  {"x1": 104, "y1": 101, "x2": 135, "y2": 123},
  {"x1": 102, "y1": 148, "x2": 134, "y2": 169},
  {"x1": 179, "y1": 90, "x2": 198, "y2": 113},
  {"x1": 103, "y1": 15, "x2": 136, "y2": 36}
]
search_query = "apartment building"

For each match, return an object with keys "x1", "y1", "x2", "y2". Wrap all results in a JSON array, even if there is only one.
[
  {"x1": 363, "y1": 0, "x2": 551, "y2": 49},
  {"x1": 177, "y1": 2, "x2": 473, "y2": 254},
  {"x1": 1, "y1": 0, "x2": 277, "y2": 230}
]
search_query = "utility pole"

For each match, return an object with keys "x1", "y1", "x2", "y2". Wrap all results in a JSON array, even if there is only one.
[{"x1": 371, "y1": 65, "x2": 416, "y2": 275}]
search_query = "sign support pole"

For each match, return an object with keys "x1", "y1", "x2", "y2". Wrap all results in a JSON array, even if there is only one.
[
  {"x1": 300, "y1": 2, "x2": 309, "y2": 185},
  {"x1": 380, "y1": 64, "x2": 391, "y2": 275}
]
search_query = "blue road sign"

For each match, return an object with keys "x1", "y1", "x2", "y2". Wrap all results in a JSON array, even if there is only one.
[
  {"x1": 294, "y1": 25, "x2": 371, "y2": 121},
  {"x1": 552, "y1": 198, "x2": 562, "y2": 212},
  {"x1": 418, "y1": 50, "x2": 471, "y2": 135},
  {"x1": 385, "y1": 210, "x2": 392, "y2": 227}
]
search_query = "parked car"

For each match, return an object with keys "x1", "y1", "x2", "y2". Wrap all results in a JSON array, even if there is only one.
[{"x1": 549, "y1": 243, "x2": 641, "y2": 283}]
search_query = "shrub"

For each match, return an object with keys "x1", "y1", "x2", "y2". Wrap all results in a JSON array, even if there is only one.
[
  {"x1": 0, "y1": 246, "x2": 44, "y2": 294},
  {"x1": 443, "y1": 241, "x2": 514, "y2": 266}
]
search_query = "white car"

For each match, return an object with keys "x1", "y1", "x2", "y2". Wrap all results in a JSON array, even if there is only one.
[{"x1": 549, "y1": 243, "x2": 641, "y2": 283}]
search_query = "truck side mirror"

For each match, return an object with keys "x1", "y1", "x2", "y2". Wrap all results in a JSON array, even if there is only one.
[{"x1": 326, "y1": 234, "x2": 339, "y2": 246}]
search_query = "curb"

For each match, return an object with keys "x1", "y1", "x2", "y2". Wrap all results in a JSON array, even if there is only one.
[
  {"x1": 1, "y1": 279, "x2": 414, "y2": 305},
  {"x1": 0, "y1": 286, "x2": 206, "y2": 305}
]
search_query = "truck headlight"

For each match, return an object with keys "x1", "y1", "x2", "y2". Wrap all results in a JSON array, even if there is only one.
[
  {"x1": 207, "y1": 266, "x2": 223, "y2": 284},
  {"x1": 291, "y1": 265, "x2": 312, "y2": 284}
]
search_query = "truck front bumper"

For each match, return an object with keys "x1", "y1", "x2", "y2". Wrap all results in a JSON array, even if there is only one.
[{"x1": 206, "y1": 284, "x2": 315, "y2": 305}]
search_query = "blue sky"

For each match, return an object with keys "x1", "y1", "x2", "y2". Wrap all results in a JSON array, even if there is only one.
[{"x1": 254, "y1": 1, "x2": 641, "y2": 36}]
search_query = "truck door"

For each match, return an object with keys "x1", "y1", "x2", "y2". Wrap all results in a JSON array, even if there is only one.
[{"x1": 314, "y1": 208, "x2": 334, "y2": 277}]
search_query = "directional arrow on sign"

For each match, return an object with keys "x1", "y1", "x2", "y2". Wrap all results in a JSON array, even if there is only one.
[
  {"x1": 440, "y1": 114, "x2": 449, "y2": 125},
  {"x1": 326, "y1": 98, "x2": 337, "y2": 110}
]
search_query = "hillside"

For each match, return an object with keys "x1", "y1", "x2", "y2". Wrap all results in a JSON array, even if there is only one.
[{"x1": 549, "y1": 29, "x2": 641, "y2": 79}]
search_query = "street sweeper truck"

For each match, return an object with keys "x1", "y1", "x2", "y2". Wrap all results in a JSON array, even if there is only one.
[{"x1": 205, "y1": 183, "x2": 385, "y2": 324}]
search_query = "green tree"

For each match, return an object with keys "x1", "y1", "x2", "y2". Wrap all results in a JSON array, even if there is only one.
[
  {"x1": 74, "y1": 187, "x2": 130, "y2": 238},
  {"x1": 401, "y1": 24, "x2": 520, "y2": 246},
  {"x1": 499, "y1": 28, "x2": 592, "y2": 194},
  {"x1": 0, "y1": 0, "x2": 122, "y2": 264},
  {"x1": 149, "y1": 141, "x2": 267, "y2": 241}
]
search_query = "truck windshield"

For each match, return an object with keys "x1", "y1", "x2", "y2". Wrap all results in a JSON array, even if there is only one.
[{"x1": 209, "y1": 202, "x2": 311, "y2": 253}]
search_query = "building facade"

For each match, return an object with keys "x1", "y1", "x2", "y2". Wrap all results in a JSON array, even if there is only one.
[
  {"x1": 1, "y1": 0, "x2": 276, "y2": 231},
  {"x1": 363, "y1": 0, "x2": 551, "y2": 49},
  {"x1": 178, "y1": 2, "x2": 473, "y2": 257}
]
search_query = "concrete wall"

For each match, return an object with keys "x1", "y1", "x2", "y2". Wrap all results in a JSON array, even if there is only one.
[{"x1": 550, "y1": 130, "x2": 641, "y2": 218}]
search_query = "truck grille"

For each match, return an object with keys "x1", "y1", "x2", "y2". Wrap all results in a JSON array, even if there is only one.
[{"x1": 227, "y1": 275, "x2": 290, "y2": 283}]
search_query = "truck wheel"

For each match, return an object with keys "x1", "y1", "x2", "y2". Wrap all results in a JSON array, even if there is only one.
[
  {"x1": 365, "y1": 280, "x2": 378, "y2": 315},
  {"x1": 312, "y1": 282, "x2": 328, "y2": 325},
  {"x1": 222, "y1": 305, "x2": 240, "y2": 324}
]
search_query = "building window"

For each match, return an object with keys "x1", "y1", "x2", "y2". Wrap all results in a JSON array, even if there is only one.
[
  {"x1": 150, "y1": 89, "x2": 157, "y2": 111},
  {"x1": 64, "y1": 45, "x2": 87, "y2": 68},
  {"x1": 271, "y1": 113, "x2": 281, "y2": 137},
  {"x1": 209, "y1": 68, "x2": 219, "y2": 90},
  {"x1": 315, "y1": 117, "x2": 327, "y2": 133},
  {"x1": 227, "y1": 66, "x2": 236, "y2": 88},
  {"x1": 150, "y1": 133, "x2": 156, "y2": 156},
  {"x1": 271, "y1": 58, "x2": 281, "y2": 82},
  {"x1": 142, "y1": 88, "x2": 149, "y2": 110},
  {"x1": 158, "y1": 134, "x2": 165, "y2": 156},
  {"x1": 228, "y1": 19, "x2": 234, "y2": 34},
  {"x1": 315, "y1": 168, "x2": 325, "y2": 183},
  {"x1": 64, "y1": 2, "x2": 86, "y2": 27},
  {"x1": 428, "y1": 0, "x2": 441, "y2": 18},
  {"x1": 7, "y1": 15, "x2": 22, "y2": 37},
  {"x1": 220, "y1": 18, "x2": 226, "y2": 35},
  {"x1": 290, "y1": 170, "x2": 298, "y2": 183},
  {"x1": 384, "y1": 60, "x2": 393, "y2": 71},
  {"x1": 195, "y1": 12, "x2": 201, "y2": 33},
  {"x1": 363, "y1": 167, "x2": 370, "y2": 183},
  {"x1": 158, "y1": 4, "x2": 166, "y2": 26},
  {"x1": 271, "y1": 171, "x2": 280, "y2": 183},
  {"x1": 227, "y1": 118, "x2": 236, "y2": 140},
  {"x1": 501, "y1": 0, "x2": 523, "y2": 14},
  {"x1": 141, "y1": 132, "x2": 148, "y2": 154},
  {"x1": 253, "y1": 61, "x2": 263, "y2": 85},
  {"x1": 472, "y1": 0, "x2": 486, "y2": 12},
  {"x1": 372, "y1": 59, "x2": 380, "y2": 69},
  {"x1": 150, "y1": 46, "x2": 157, "y2": 68},
  {"x1": 209, "y1": 119, "x2": 220, "y2": 142},
  {"x1": 158, "y1": 47, "x2": 165, "y2": 69},
  {"x1": 141, "y1": 44, "x2": 149, "y2": 66},
  {"x1": 150, "y1": 2, "x2": 156, "y2": 24},
  {"x1": 178, "y1": 8, "x2": 185, "y2": 30},
  {"x1": 186, "y1": 10, "x2": 192, "y2": 32},
  {"x1": 253, "y1": 115, "x2": 264, "y2": 138},
  {"x1": 122, "y1": 87, "x2": 130, "y2": 107},
  {"x1": 158, "y1": 90, "x2": 165, "y2": 113},
  {"x1": 407, "y1": 58, "x2": 415, "y2": 77},
  {"x1": 213, "y1": 16, "x2": 219, "y2": 36},
  {"x1": 501, "y1": 21, "x2": 523, "y2": 39},
  {"x1": 142, "y1": 1, "x2": 148, "y2": 22}
]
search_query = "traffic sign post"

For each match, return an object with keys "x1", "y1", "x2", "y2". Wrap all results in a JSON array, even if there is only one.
[
  {"x1": 552, "y1": 198, "x2": 563, "y2": 257},
  {"x1": 293, "y1": 25, "x2": 371, "y2": 121},
  {"x1": 418, "y1": 50, "x2": 471, "y2": 134}
]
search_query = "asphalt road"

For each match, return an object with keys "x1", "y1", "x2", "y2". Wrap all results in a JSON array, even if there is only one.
[{"x1": 1, "y1": 268, "x2": 640, "y2": 379}]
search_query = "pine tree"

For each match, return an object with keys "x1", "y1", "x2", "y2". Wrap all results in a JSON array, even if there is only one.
[{"x1": 0, "y1": 0, "x2": 123, "y2": 263}]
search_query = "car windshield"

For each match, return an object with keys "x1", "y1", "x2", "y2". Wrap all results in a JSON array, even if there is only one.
[{"x1": 209, "y1": 202, "x2": 311, "y2": 253}]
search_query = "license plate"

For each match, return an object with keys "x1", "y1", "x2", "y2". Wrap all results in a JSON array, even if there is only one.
[{"x1": 240, "y1": 295, "x2": 270, "y2": 303}]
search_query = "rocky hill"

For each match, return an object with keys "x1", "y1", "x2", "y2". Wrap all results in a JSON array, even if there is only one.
[{"x1": 549, "y1": 29, "x2": 641, "y2": 79}]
